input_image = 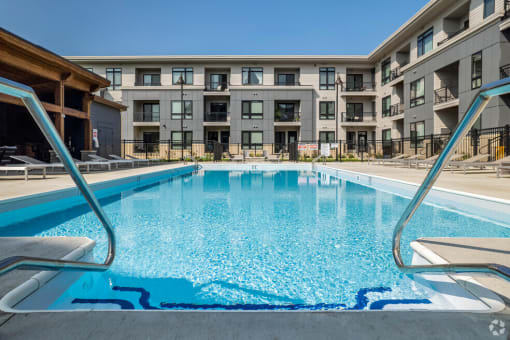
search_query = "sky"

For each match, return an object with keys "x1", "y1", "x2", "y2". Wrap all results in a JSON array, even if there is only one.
[{"x1": 0, "y1": 0, "x2": 429, "y2": 56}]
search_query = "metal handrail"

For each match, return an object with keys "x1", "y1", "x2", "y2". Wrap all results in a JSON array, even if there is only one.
[
  {"x1": 392, "y1": 77, "x2": 510, "y2": 280},
  {"x1": 0, "y1": 76, "x2": 116, "y2": 275},
  {"x1": 312, "y1": 154, "x2": 326, "y2": 170}
]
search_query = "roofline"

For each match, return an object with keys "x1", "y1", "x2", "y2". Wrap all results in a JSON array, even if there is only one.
[{"x1": 92, "y1": 95, "x2": 128, "y2": 111}]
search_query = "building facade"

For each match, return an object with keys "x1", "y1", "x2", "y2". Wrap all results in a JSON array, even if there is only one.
[{"x1": 68, "y1": 0, "x2": 510, "y2": 158}]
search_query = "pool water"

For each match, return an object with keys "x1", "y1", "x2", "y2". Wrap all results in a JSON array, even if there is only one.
[{"x1": 1, "y1": 170, "x2": 509, "y2": 310}]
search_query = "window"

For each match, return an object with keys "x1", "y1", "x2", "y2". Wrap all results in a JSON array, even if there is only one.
[
  {"x1": 346, "y1": 74, "x2": 363, "y2": 91},
  {"x1": 484, "y1": 0, "x2": 495, "y2": 18},
  {"x1": 172, "y1": 68, "x2": 193, "y2": 85},
  {"x1": 276, "y1": 74, "x2": 295, "y2": 85},
  {"x1": 106, "y1": 68, "x2": 121, "y2": 90},
  {"x1": 319, "y1": 102, "x2": 335, "y2": 120},
  {"x1": 410, "y1": 121, "x2": 425, "y2": 148},
  {"x1": 346, "y1": 103, "x2": 363, "y2": 121},
  {"x1": 410, "y1": 78, "x2": 425, "y2": 107},
  {"x1": 275, "y1": 103, "x2": 296, "y2": 122},
  {"x1": 142, "y1": 103, "x2": 160, "y2": 121},
  {"x1": 382, "y1": 129, "x2": 391, "y2": 141},
  {"x1": 319, "y1": 131, "x2": 335, "y2": 143},
  {"x1": 171, "y1": 100, "x2": 193, "y2": 119},
  {"x1": 242, "y1": 67, "x2": 263, "y2": 85},
  {"x1": 417, "y1": 28, "x2": 433, "y2": 57},
  {"x1": 143, "y1": 74, "x2": 161, "y2": 86},
  {"x1": 242, "y1": 101, "x2": 263, "y2": 119},
  {"x1": 381, "y1": 58, "x2": 391, "y2": 85},
  {"x1": 242, "y1": 131, "x2": 263, "y2": 150},
  {"x1": 471, "y1": 51, "x2": 482, "y2": 89},
  {"x1": 171, "y1": 131, "x2": 192, "y2": 149},
  {"x1": 319, "y1": 67, "x2": 335, "y2": 90},
  {"x1": 382, "y1": 96, "x2": 391, "y2": 117}
]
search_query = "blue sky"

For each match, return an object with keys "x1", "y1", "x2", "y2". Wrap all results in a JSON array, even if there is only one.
[{"x1": 0, "y1": 0, "x2": 429, "y2": 56}]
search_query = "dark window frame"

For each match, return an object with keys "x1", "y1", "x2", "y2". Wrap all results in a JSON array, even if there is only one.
[
  {"x1": 382, "y1": 128, "x2": 392, "y2": 141},
  {"x1": 143, "y1": 73, "x2": 161, "y2": 86},
  {"x1": 484, "y1": 0, "x2": 495, "y2": 18},
  {"x1": 172, "y1": 67, "x2": 193, "y2": 85},
  {"x1": 319, "y1": 101, "x2": 335, "y2": 120},
  {"x1": 106, "y1": 68, "x2": 122, "y2": 90},
  {"x1": 242, "y1": 100, "x2": 263, "y2": 119},
  {"x1": 381, "y1": 58, "x2": 391, "y2": 85},
  {"x1": 241, "y1": 131, "x2": 263, "y2": 150},
  {"x1": 242, "y1": 67, "x2": 263, "y2": 85},
  {"x1": 171, "y1": 131, "x2": 193, "y2": 150},
  {"x1": 276, "y1": 73, "x2": 296, "y2": 85},
  {"x1": 382, "y1": 96, "x2": 392, "y2": 117},
  {"x1": 471, "y1": 51, "x2": 482, "y2": 89},
  {"x1": 346, "y1": 74, "x2": 363, "y2": 91},
  {"x1": 410, "y1": 78, "x2": 425, "y2": 108},
  {"x1": 410, "y1": 121, "x2": 425, "y2": 148},
  {"x1": 319, "y1": 67, "x2": 335, "y2": 90},
  {"x1": 417, "y1": 28, "x2": 434, "y2": 57},
  {"x1": 171, "y1": 100, "x2": 193, "y2": 120},
  {"x1": 319, "y1": 131, "x2": 335, "y2": 143}
]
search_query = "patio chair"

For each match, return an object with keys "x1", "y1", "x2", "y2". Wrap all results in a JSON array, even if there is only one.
[
  {"x1": 11, "y1": 155, "x2": 101, "y2": 173},
  {"x1": 109, "y1": 154, "x2": 148, "y2": 167},
  {"x1": 125, "y1": 154, "x2": 161, "y2": 165},
  {"x1": 371, "y1": 154, "x2": 409, "y2": 165},
  {"x1": 244, "y1": 150, "x2": 265, "y2": 162},
  {"x1": 263, "y1": 150, "x2": 281, "y2": 163},
  {"x1": 446, "y1": 154, "x2": 492, "y2": 174},
  {"x1": 89, "y1": 154, "x2": 134, "y2": 168},
  {"x1": 496, "y1": 162, "x2": 510, "y2": 178},
  {"x1": 228, "y1": 152, "x2": 244, "y2": 162},
  {"x1": 0, "y1": 164, "x2": 47, "y2": 181},
  {"x1": 413, "y1": 154, "x2": 465, "y2": 169}
]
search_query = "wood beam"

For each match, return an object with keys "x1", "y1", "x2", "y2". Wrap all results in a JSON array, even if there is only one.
[{"x1": 63, "y1": 107, "x2": 89, "y2": 120}]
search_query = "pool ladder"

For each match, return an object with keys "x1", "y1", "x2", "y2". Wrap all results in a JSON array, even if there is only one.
[
  {"x1": 311, "y1": 154, "x2": 326, "y2": 171},
  {"x1": 0, "y1": 76, "x2": 115, "y2": 275},
  {"x1": 392, "y1": 77, "x2": 510, "y2": 281}
]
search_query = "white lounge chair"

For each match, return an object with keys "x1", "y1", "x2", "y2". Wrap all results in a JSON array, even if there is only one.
[
  {"x1": 228, "y1": 152, "x2": 244, "y2": 162},
  {"x1": 89, "y1": 154, "x2": 134, "y2": 168},
  {"x1": 371, "y1": 154, "x2": 409, "y2": 165},
  {"x1": 125, "y1": 154, "x2": 160, "y2": 165},
  {"x1": 263, "y1": 150, "x2": 281, "y2": 163},
  {"x1": 0, "y1": 164, "x2": 47, "y2": 181},
  {"x1": 109, "y1": 154, "x2": 148, "y2": 167},
  {"x1": 244, "y1": 150, "x2": 264, "y2": 162},
  {"x1": 449, "y1": 155, "x2": 510, "y2": 175}
]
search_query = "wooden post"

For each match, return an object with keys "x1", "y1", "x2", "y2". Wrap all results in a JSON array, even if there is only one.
[
  {"x1": 83, "y1": 93, "x2": 92, "y2": 150},
  {"x1": 54, "y1": 80, "x2": 65, "y2": 140}
]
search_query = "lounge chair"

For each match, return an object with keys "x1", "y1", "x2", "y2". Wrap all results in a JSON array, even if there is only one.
[
  {"x1": 263, "y1": 150, "x2": 281, "y2": 163},
  {"x1": 89, "y1": 154, "x2": 134, "y2": 168},
  {"x1": 109, "y1": 154, "x2": 149, "y2": 167},
  {"x1": 446, "y1": 154, "x2": 491, "y2": 174},
  {"x1": 11, "y1": 155, "x2": 102, "y2": 173},
  {"x1": 370, "y1": 154, "x2": 409, "y2": 165},
  {"x1": 125, "y1": 154, "x2": 160, "y2": 165},
  {"x1": 448, "y1": 155, "x2": 510, "y2": 175},
  {"x1": 0, "y1": 164, "x2": 47, "y2": 181},
  {"x1": 412, "y1": 154, "x2": 465, "y2": 169},
  {"x1": 497, "y1": 162, "x2": 510, "y2": 178},
  {"x1": 228, "y1": 152, "x2": 244, "y2": 162},
  {"x1": 244, "y1": 150, "x2": 265, "y2": 162}
]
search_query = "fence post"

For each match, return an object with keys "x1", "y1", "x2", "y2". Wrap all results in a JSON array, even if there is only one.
[
  {"x1": 122, "y1": 139, "x2": 125, "y2": 158},
  {"x1": 145, "y1": 143, "x2": 148, "y2": 160},
  {"x1": 505, "y1": 124, "x2": 510, "y2": 156}
]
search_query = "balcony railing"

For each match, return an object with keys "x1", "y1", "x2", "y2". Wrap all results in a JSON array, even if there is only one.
[
  {"x1": 134, "y1": 81, "x2": 161, "y2": 86},
  {"x1": 505, "y1": 0, "x2": 510, "y2": 18},
  {"x1": 438, "y1": 27, "x2": 468, "y2": 46},
  {"x1": 134, "y1": 112, "x2": 160, "y2": 122},
  {"x1": 501, "y1": 64, "x2": 510, "y2": 79},
  {"x1": 274, "y1": 111, "x2": 300, "y2": 122},
  {"x1": 274, "y1": 81, "x2": 301, "y2": 86},
  {"x1": 341, "y1": 112, "x2": 376, "y2": 122},
  {"x1": 205, "y1": 81, "x2": 229, "y2": 91},
  {"x1": 390, "y1": 103, "x2": 404, "y2": 116},
  {"x1": 342, "y1": 82, "x2": 376, "y2": 92},
  {"x1": 434, "y1": 86, "x2": 458, "y2": 104},
  {"x1": 391, "y1": 67, "x2": 402, "y2": 81},
  {"x1": 204, "y1": 112, "x2": 229, "y2": 122}
]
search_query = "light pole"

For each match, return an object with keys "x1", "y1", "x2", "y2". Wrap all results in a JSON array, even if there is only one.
[
  {"x1": 335, "y1": 74, "x2": 342, "y2": 161},
  {"x1": 177, "y1": 75, "x2": 185, "y2": 161}
]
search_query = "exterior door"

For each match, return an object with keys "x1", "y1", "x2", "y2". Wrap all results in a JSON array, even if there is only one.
[
  {"x1": 347, "y1": 132, "x2": 356, "y2": 150},
  {"x1": 220, "y1": 131, "x2": 230, "y2": 152},
  {"x1": 275, "y1": 131, "x2": 285, "y2": 153},
  {"x1": 358, "y1": 131, "x2": 367, "y2": 152}
]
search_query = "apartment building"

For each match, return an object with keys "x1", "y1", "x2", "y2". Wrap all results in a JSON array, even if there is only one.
[{"x1": 68, "y1": 0, "x2": 510, "y2": 158}]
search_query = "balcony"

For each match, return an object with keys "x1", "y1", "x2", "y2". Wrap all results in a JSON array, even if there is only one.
[
  {"x1": 341, "y1": 112, "x2": 377, "y2": 125},
  {"x1": 274, "y1": 80, "x2": 301, "y2": 86},
  {"x1": 437, "y1": 27, "x2": 468, "y2": 46},
  {"x1": 341, "y1": 81, "x2": 376, "y2": 96},
  {"x1": 204, "y1": 81, "x2": 229, "y2": 93},
  {"x1": 274, "y1": 111, "x2": 300, "y2": 123},
  {"x1": 505, "y1": 0, "x2": 510, "y2": 18},
  {"x1": 133, "y1": 112, "x2": 160, "y2": 125},
  {"x1": 501, "y1": 64, "x2": 510, "y2": 79},
  {"x1": 134, "y1": 80, "x2": 161, "y2": 86},
  {"x1": 204, "y1": 111, "x2": 229, "y2": 123},
  {"x1": 390, "y1": 103, "x2": 404, "y2": 117},
  {"x1": 434, "y1": 86, "x2": 458, "y2": 105}
]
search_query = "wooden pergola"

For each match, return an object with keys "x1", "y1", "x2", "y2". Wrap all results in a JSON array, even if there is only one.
[{"x1": 0, "y1": 28, "x2": 110, "y2": 150}]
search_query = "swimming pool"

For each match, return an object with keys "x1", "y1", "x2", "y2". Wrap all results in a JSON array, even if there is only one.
[{"x1": 1, "y1": 165, "x2": 509, "y2": 311}]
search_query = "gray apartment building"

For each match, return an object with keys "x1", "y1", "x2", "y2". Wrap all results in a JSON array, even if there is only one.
[{"x1": 68, "y1": 0, "x2": 510, "y2": 158}]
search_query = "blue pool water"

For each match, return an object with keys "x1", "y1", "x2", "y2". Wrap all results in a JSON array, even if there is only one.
[{"x1": 1, "y1": 169, "x2": 510, "y2": 310}]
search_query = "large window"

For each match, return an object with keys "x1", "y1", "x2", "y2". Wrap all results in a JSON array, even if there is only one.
[
  {"x1": 484, "y1": 0, "x2": 495, "y2": 18},
  {"x1": 410, "y1": 78, "x2": 425, "y2": 107},
  {"x1": 242, "y1": 101, "x2": 263, "y2": 119},
  {"x1": 171, "y1": 100, "x2": 193, "y2": 119},
  {"x1": 276, "y1": 73, "x2": 295, "y2": 85},
  {"x1": 346, "y1": 103, "x2": 363, "y2": 121},
  {"x1": 319, "y1": 131, "x2": 335, "y2": 143},
  {"x1": 382, "y1": 129, "x2": 391, "y2": 141},
  {"x1": 171, "y1": 131, "x2": 192, "y2": 149},
  {"x1": 319, "y1": 101, "x2": 335, "y2": 120},
  {"x1": 410, "y1": 121, "x2": 425, "y2": 148},
  {"x1": 382, "y1": 96, "x2": 391, "y2": 117},
  {"x1": 143, "y1": 74, "x2": 161, "y2": 86},
  {"x1": 106, "y1": 68, "x2": 121, "y2": 90},
  {"x1": 172, "y1": 68, "x2": 193, "y2": 85},
  {"x1": 471, "y1": 51, "x2": 482, "y2": 89},
  {"x1": 242, "y1": 67, "x2": 263, "y2": 85},
  {"x1": 142, "y1": 103, "x2": 160, "y2": 121},
  {"x1": 319, "y1": 67, "x2": 335, "y2": 90},
  {"x1": 417, "y1": 28, "x2": 433, "y2": 57},
  {"x1": 346, "y1": 74, "x2": 363, "y2": 91},
  {"x1": 381, "y1": 58, "x2": 391, "y2": 85},
  {"x1": 242, "y1": 131, "x2": 263, "y2": 149}
]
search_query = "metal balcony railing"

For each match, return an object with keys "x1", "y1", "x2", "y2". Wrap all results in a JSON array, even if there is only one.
[
  {"x1": 274, "y1": 111, "x2": 300, "y2": 122},
  {"x1": 438, "y1": 27, "x2": 468, "y2": 46},
  {"x1": 390, "y1": 103, "x2": 404, "y2": 116},
  {"x1": 205, "y1": 81, "x2": 229, "y2": 91},
  {"x1": 204, "y1": 111, "x2": 229, "y2": 122},
  {"x1": 134, "y1": 112, "x2": 160, "y2": 122},
  {"x1": 501, "y1": 64, "x2": 510, "y2": 79},
  {"x1": 134, "y1": 81, "x2": 161, "y2": 86},
  {"x1": 504, "y1": 0, "x2": 510, "y2": 18},
  {"x1": 342, "y1": 82, "x2": 376, "y2": 92},
  {"x1": 434, "y1": 86, "x2": 458, "y2": 104},
  {"x1": 274, "y1": 81, "x2": 301, "y2": 86},
  {"x1": 341, "y1": 112, "x2": 376, "y2": 122},
  {"x1": 391, "y1": 67, "x2": 402, "y2": 80}
]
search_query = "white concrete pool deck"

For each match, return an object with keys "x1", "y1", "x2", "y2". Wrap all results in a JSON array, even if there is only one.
[{"x1": 1, "y1": 162, "x2": 510, "y2": 339}]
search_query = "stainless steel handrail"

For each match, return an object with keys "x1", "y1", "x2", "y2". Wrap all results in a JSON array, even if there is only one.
[
  {"x1": 392, "y1": 77, "x2": 510, "y2": 280},
  {"x1": 312, "y1": 154, "x2": 326, "y2": 171},
  {"x1": 0, "y1": 76, "x2": 116, "y2": 275}
]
